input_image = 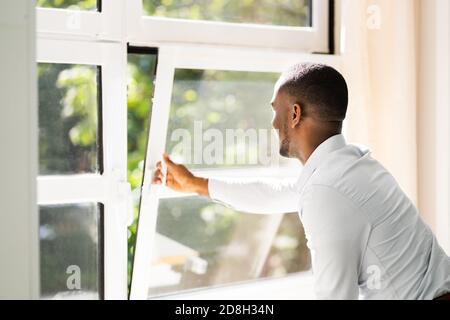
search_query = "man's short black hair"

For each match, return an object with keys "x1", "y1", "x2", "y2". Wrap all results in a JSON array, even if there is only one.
[{"x1": 278, "y1": 63, "x2": 348, "y2": 122}]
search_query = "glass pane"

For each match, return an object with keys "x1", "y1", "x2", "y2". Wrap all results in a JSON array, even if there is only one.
[
  {"x1": 143, "y1": 0, "x2": 311, "y2": 27},
  {"x1": 147, "y1": 197, "x2": 310, "y2": 297},
  {"x1": 38, "y1": 63, "x2": 100, "y2": 175},
  {"x1": 37, "y1": 0, "x2": 97, "y2": 10},
  {"x1": 167, "y1": 69, "x2": 288, "y2": 169},
  {"x1": 39, "y1": 203, "x2": 102, "y2": 299},
  {"x1": 260, "y1": 213, "x2": 311, "y2": 277},
  {"x1": 127, "y1": 50, "x2": 158, "y2": 290}
]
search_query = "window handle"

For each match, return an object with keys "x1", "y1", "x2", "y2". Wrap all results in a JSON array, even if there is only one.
[{"x1": 108, "y1": 169, "x2": 133, "y2": 227}]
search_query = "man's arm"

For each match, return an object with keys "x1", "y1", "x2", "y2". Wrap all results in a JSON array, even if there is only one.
[
  {"x1": 152, "y1": 154, "x2": 299, "y2": 214},
  {"x1": 208, "y1": 178, "x2": 300, "y2": 214},
  {"x1": 301, "y1": 185, "x2": 371, "y2": 300}
]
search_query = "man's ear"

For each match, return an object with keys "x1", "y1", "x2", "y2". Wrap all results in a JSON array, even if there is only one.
[{"x1": 291, "y1": 103, "x2": 302, "y2": 128}]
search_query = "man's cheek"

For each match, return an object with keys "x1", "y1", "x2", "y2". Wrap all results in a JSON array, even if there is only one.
[{"x1": 272, "y1": 126, "x2": 282, "y2": 142}]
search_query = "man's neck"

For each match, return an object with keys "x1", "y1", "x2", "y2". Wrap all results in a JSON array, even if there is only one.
[{"x1": 296, "y1": 123, "x2": 342, "y2": 165}]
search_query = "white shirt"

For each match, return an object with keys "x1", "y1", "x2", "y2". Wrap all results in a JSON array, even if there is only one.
[{"x1": 208, "y1": 134, "x2": 450, "y2": 300}]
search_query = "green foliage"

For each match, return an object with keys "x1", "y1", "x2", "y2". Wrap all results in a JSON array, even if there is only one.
[
  {"x1": 143, "y1": 0, "x2": 310, "y2": 26},
  {"x1": 38, "y1": 63, "x2": 98, "y2": 175},
  {"x1": 127, "y1": 55, "x2": 156, "y2": 190},
  {"x1": 37, "y1": 0, "x2": 97, "y2": 10},
  {"x1": 126, "y1": 54, "x2": 157, "y2": 289},
  {"x1": 57, "y1": 66, "x2": 98, "y2": 147}
]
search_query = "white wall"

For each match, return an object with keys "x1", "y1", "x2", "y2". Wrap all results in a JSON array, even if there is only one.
[{"x1": 0, "y1": 1, "x2": 39, "y2": 299}]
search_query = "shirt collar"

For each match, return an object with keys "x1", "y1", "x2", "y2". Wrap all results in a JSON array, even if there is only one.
[{"x1": 295, "y1": 134, "x2": 347, "y2": 195}]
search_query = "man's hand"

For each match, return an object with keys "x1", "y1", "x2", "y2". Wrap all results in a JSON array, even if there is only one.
[{"x1": 152, "y1": 153, "x2": 210, "y2": 197}]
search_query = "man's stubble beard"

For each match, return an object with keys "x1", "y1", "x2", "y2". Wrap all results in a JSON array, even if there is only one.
[{"x1": 279, "y1": 124, "x2": 291, "y2": 158}]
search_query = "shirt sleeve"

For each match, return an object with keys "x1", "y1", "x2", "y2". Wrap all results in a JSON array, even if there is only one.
[
  {"x1": 301, "y1": 185, "x2": 371, "y2": 300},
  {"x1": 208, "y1": 178, "x2": 300, "y2": 214}
]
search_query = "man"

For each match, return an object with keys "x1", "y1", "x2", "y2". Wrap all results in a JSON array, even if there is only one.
[{"x1": 152, "y1": 63, "x2": 450, "y2": 300}]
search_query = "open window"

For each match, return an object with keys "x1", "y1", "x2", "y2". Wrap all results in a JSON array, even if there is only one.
[
  {"x1": 134, "y1": 0, "x2": 329, "y2": 52},
  {"x1": 36, "y1": 0, "x2": 335, "y2": 300},
  {"x1": 130, "y1": 46, "x2": 339, "y2": 299}
]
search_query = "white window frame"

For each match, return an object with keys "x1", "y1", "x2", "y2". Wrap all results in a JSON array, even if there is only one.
[
  {"x1": 36, "y1": 39, "x2": 128, "y2": 299},
  {"x1": 130, "y1": 45, "x2": 341, "y2": 299},
  {"x1": 153, "y1": 272, "x2": 316, "y2": 300},
  {"x1": 127, "y1": 0, "x2": 330, "y2": 52},
  {"x1": 37, "y1": 1, "x2": 124, "y2": 41},
  {"x1": 36, "y1": 0, "x2": 335, "y2": 300}
]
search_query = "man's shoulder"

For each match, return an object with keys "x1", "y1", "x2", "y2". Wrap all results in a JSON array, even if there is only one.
[
  {"x1": 305, "y1": 144, "x2": 393, "y2": 208},
  {"x1": 309, "y1": 144, "x2": 374, "y2": 183}
]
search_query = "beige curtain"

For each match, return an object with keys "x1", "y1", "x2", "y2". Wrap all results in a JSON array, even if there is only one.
[{"x1": 341, "y1": 0, "x2": 418, "y2": 205}]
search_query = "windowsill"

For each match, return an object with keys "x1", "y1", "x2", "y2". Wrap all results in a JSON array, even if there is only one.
[{"x1": 151, "y1": 271, "x2": 315, "y2": 300}]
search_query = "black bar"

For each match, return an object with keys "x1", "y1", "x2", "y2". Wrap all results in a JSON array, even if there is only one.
[
  {"x1": 127, "y1": 45, "x2": 159, "y2": 56},
  {"x1": 328, "y1": 0, "x2": 335, "y2": 54}
]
